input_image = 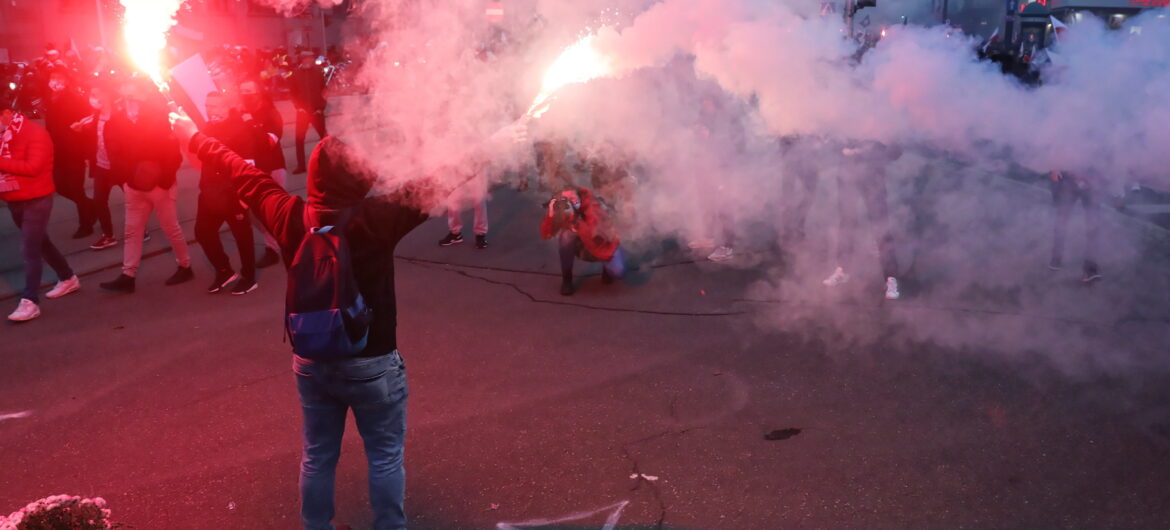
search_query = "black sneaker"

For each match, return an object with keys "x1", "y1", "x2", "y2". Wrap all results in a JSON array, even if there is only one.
[
  {"x1": 560, "y1": 279, "x2": 575, "y2": 296},
  {"x1": 100, "y1": 273, "x2": 136, "y2": 293},
  {"x1": 438, "y1": 232, "x2": 464, "y2": 246},
  {"x1": 165, "y1": 266, "x2": 195, "y2": 286},
  {"x1": 256, "y1": 247, "x2": 281, "y2": 269},
  {"x1": 231, "y1": 277, "x2": 259, "y2": 295},
  {"x1": 601, "y1": 269, "x2": 614, "y2": 284},
  {"x1": 475, "y1": 234, "x2": 488, "y2": 249},
  {"x1": 1082, "y1": 271, "x2": 1103, "y2": 283},
  {"x1": 207, "y1": 269, "x2": 239, "y2": 293}
]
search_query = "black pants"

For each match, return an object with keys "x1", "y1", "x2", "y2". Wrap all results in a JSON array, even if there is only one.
[
  {"x1": 1050, "y1": 177, "x2": 1099, "y2": 274},
  {"x1": 195, "y1": 196, "x2": 255, "y2": 280},
  {"x1": 54, "y1": 155, "x2": 95, "y2": 228},
  {"x1": 836, "y1": 169, "x2": 898, "y2": 278},
  {"x1": 91, "y1": 166, "x2": 122, "y2": 237},
  {"x1": 295, "y1": 108, "x2": 327, "y2": 169},
  {"x1": 782, "y1": 163, "x2": 898, "y2": 278}
]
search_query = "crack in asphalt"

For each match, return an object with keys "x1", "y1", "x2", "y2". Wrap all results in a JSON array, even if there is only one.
[{"x1": 406, "y1": 260, "x2": 746, "y2": 317}]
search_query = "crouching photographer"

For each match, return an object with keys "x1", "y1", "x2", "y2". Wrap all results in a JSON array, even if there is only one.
[{"x1": 540, "y1": 187, "x2": 624, "y2": 296}]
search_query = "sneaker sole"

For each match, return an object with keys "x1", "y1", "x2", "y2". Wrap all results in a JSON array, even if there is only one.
[
  {"x1": 90, "y1": 243, "x2": 118, "y2": 250},
  {"x1": 208, "y1": 274, "x2": 241, "y2": 293},
  {"x1": 7, "y1": 312, "x2": 40, "y2": 322},
  {"x1": 45, "y1": 284, "x2": 80, "y2": 299},
  {"x1": 232, "y1": 283, "x2": 259, "y2": 295},
  {"x1": 439, "y1": 240, "x2": 464, "y2": 246}
]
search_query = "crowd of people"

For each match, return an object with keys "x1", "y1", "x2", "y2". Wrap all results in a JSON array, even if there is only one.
[
  {"x1": 0, "y1": 31, "x2": 1109, "y2": 530},
  {"x1": 0, "y1": 41, "x2": 335, "y2": 321}
]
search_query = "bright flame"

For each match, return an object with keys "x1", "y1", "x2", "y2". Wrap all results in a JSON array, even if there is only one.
[
  {"x1": 527, "y1": 35, "x2": 612, "y2": 118},
  {"x1": 120, "y1": 0, "x2": 184, "y2": 87}
]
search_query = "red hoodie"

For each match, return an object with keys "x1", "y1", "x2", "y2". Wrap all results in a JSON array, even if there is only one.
[
  {"x1": 540, "y1": 188, "x2": 620, "y2": 262},
  {"x1": 0, "y1": 115, "x2": 56, "y2": 202}
]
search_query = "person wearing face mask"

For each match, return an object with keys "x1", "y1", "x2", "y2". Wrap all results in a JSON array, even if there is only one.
[
  {"x1": 0, "y1": 98, "x2": 81, "y2": 322},
  {"x1": 192, "y1": 91, "x2": 269, "y2": 295},
  {"x1": 71, "y1": 84, "x2": 123, "y2": 251},
  {"x1": 239, "y1": 78, "x2": 287, "y2": 268},
  {"x1": 98, "y1": 77, "x2": 194, "y2": 293},
  {"x1": 43, "y1": 68, "x2": 97, "y2": 238},
  {"x1": 289, "y1": 50, "x2": 328, "y2": 174}
]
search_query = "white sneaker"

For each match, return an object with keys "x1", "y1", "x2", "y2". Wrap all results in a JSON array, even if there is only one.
[
  {"x1": 688, "y1": 238, "x2": 715, "y2": 249},
  {"x1": 46, "y1": 275, "x2": 81, "y2": 299},
  {"x1": 707, "y1": 246, "x2": 734, "y2": 262},
  {"x1": 8, "y1": 299, "x2": 41, "y2": 322},
  {"x1": 823, "y1": 267, "x2": 849, "y2": 287},
  {"x1": 885, "y1": 277, "x2": 901, "y2": 300}
]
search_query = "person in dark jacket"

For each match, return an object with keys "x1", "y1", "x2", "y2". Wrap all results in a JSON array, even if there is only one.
[
  {"x1": 289, "y1": 50, "x2": 328, "y2": 174},
  {"x1": 71, "y1": 84, "x2": 124, "y2": 251},
  {"x1": 1049, "y1": 170, "x2": 1101, "y2": 283},
  {"x1": 196, "y1": 91, "x2": 269, "y2": 295},
  {"x1": 43, "y1": 68, "x2": 96, "y2": 238},
  {"x1": 99, "y1": 77, "x2": 194, "y2": 293},
  {"x1": 239, "y1": 77, "x2": 287, "y2": 268},
  {"x1": 1, "y1": 102, "x2": 80, "y2": 321},
  {"x1": 174, "y1": 111, "x2": 460, "y2": 530}
]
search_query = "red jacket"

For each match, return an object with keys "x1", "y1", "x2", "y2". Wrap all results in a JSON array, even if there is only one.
[
  {"x1": 541, "y1": 188, "x2": 620, "y2": 262},
  {"x1": 0, "y1": 117, "x2": 56, "y2": 202}
]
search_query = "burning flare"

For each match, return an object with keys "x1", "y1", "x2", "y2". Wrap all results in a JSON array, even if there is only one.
[
  {"x1": 120, "y1": 0, "x2": 184, "y2": 86},
  {"x1": 527, "y1": 35, "x2": 613, "y2": 118}
]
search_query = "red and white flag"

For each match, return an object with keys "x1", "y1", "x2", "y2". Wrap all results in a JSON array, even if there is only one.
[{"x1": 1050, "y1": 16, "x2": 1068, "y2": 42}]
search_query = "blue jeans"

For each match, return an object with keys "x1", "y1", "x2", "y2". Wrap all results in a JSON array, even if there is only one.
[
  {"x1": 558, "y1": 230, "x2": 624, "y2": 279},
  {"x1": 7, "y1": 195, "x2": 74, "y2": 302},
  {"x1": 293, "y1": 351, "x2": 408, "y2": 530}
]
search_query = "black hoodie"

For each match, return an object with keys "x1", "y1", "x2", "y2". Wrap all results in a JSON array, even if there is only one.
[{"x1": 189, "y1": 132, "x2": 431, "y2": 357}]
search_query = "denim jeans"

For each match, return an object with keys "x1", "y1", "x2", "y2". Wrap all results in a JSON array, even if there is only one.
[
  {"x1": 558, "y1": 230, "x2": 624, "y2": 279},
  {"x1": 293, "y1": 351, "x2": 409, "y2": 530},
  {"x1": 7, "y1": 195, "x2": 74, "y2": 302}
]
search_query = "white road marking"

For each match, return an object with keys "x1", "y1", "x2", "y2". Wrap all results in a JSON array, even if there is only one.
[
  {"x1": 497, "y1": 500, "x2": 630, "y2": 530},
  {"x1": 0, "y1": 410, "x2": 32, "y2": 422}
]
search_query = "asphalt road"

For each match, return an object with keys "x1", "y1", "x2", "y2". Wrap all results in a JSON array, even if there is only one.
[{"x1": 3, "y1": 143, "x2": 1170, "y2": 529}]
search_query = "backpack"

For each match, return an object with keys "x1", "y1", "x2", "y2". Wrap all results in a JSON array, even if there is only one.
[{"x1": 285, "y1": 206, "x2": 373, "y2": 359}]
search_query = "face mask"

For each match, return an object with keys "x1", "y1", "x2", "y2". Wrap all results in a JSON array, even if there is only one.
[{"x1": 89, "y1": 97, "x2": 101, "y2": 110}]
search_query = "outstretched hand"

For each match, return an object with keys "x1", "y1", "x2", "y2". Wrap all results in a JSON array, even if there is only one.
[{"x1": 169, "y1": 109, "x2": 198, "y2": 146}]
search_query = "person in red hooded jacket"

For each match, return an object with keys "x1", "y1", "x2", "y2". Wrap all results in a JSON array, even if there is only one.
[
  {"x1": 540, "y1": 187, "x2": 625, "y2": 296},
  {"x1": 0, "y1": 100, "x2": 80, "y2": 322}
]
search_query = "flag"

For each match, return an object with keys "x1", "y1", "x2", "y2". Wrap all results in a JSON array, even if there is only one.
[
  {"x1": 981, "y1": 27, "x2": 1000, "y2": 53},
  {"x1": 1050, "y1": 15, "x2": 1068, "y2": 42}
]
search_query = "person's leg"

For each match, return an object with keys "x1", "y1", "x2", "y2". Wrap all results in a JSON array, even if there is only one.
[
  {"x1": 54, "y1": 158, "x2": 95, "y2": 230},
  {"x1": 447, "y1": 207, "x2": 464, "y2": 235},
  {"x1": 227, "y1": 210, "x2": 256, "y2": 280},
  {"x1": 313, "y1": 109, "x2": 328, "y2": 138},
  {"x1": 603, "y1": 246, "x2": 626, "y2": 279},
  {"x1": 195, "y1": 201, "x2": 232, "y2": 274},
  {"x1": 473, "y1": 200, "x2": 489, "y2": 236},
  {"x1": 293, "y1": 357, "x2": 348, "y2": 530},
  {"x1": 346, "y1": 353, "x2": 409, "y2": 530},
  {"x1": 122, "y1": 188, "x2": 153, "y2": 277},
  {"x1": 860, "y1": 171, "x2": 899, "y2": 278},
  {"x1": 92, "y1": 167, "x2": 115, "y2": 237},
  {"x1": 1050, "y1": 178, "x2": 1073, "y2": 269},
  {"x1": 8, "y1": 199, "x2": 42, "y2": 302},
  {"x1": 295, "y1": 110, "x2": 310, "y2": 170},
  {"x1": 558, "y1": 231, "x2": 577, "y2": 279},
  {"x1": 835, "y1": 172, "x2": 859, "y2": 269},
  {"x1": 155, "y1": 186, "x2": 192, "y2": 269},
  {"x1": 255, "y1": 169, "x2": 286, "y2": 255},
  {"x1": 27, "y1": 196, "x2": 74, "y2": 282},
  {"x1": 1080, "y1": 186, "x2": 1100, "y2": 277},
  {"x1": 782, "y1": 165, "x2": 818, "y2": 243}
]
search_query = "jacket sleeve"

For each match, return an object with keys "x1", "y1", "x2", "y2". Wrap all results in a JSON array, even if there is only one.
[
  {"x1": 356, "y1": 183, "x2": 431, "y2": 249},
  {"x1": 190, "y1": 132, "x2": 304, "y2": 251},
  {"x1": 0, "y1": 126, "x2": 54, "y2": 177},
  {"x1": 540, "y1": 213, "x2": 556, "y2": 239}
]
